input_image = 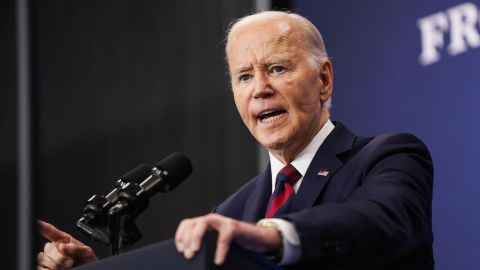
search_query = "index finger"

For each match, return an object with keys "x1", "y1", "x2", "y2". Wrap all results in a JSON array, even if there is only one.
[{"x1": 37, "y1": 220, "x2": 72, "y2": 242}]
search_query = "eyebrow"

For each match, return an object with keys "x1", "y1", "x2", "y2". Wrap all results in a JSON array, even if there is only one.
[
  {"x1": 232, "y1": 58, "x2": 294, "y2": 75},
  {"x1": 267, "y1": 57, "x2": 293, "y2": 66},
  {"x1": 232, "y1": 65, "x2": 252, "y2": 76}
]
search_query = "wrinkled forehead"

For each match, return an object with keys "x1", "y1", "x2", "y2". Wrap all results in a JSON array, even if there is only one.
[
  {"x1": 226, "y1": 18, "x2": 304, "y2": 67},
  {"x1": 227, "y1": 12, "x2": 298, "y2": 44}
]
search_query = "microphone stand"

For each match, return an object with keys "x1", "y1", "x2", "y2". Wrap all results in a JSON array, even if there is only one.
[
  {"x1": 106, "y1": 181, "x2": 148, "y2": 255},
  {"x1": 76, "y1": 181, "x2": 148, "y2": 255}
]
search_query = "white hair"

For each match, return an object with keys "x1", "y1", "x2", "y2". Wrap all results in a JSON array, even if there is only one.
[{"x1": 225, "y1": 11, "x2": 332, "y2": 110}]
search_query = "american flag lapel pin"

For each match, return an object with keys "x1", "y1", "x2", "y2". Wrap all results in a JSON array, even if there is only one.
[{"x1": 317, "y1": 169, "x2": 330, "y2": 176}]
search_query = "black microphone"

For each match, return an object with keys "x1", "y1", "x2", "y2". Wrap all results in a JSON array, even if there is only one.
[
  {"x1": 109, "y1": 152, "x2": 193, "y2": 216},
  {"x1": 76, "y1": 164, "x2": 152, "y2": 243},
  {"x1": 105, "y1": 164, "x2": 153, "y2": 205}
]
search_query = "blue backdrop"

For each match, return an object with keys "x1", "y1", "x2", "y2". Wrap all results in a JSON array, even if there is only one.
[{"x1": 293, "y1": 1, "x2": 480, "y2": 269}]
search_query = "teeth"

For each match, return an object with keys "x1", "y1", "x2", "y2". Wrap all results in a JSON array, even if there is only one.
[
  {"x1": 261, "y1": 113, "x2": 283, "y2": 123},
  {"x1": 259, "y1": 110, "x2": 275, "y2": 117}
]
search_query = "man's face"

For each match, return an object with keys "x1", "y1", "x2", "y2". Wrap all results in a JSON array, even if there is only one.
[{"x1": 227, "y1": 19, "x2": 331, "y2": 161}]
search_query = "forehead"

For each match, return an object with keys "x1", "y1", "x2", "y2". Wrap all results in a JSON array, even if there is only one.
[{"x1": 226, "y1": 19, "x2": 304, "y2": 69}]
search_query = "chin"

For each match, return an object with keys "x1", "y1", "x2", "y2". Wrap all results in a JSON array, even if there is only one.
[{"x1": 258, "y1": 136, "x2": 289, "y2": 151}]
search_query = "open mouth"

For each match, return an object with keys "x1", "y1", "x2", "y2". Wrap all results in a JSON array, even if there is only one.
[{"x1": 257, "y1": 110, "x2": 287, "y2": 123}]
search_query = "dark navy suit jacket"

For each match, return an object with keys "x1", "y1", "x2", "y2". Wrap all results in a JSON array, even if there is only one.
[{"x1": 214, "y1": 122, "x2": 434, "y2": 270}]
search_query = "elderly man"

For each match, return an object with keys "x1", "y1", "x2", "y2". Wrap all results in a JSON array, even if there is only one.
[{"x1": 37, "y1": 11, "x2": 434, "y2": 270}]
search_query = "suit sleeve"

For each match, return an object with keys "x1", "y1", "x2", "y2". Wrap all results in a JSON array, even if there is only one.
[{"x1": 282, "y1": 133, "x2": 433, "y2": 266}]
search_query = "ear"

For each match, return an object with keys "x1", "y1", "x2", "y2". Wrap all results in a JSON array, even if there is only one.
[{"x1": 319, "y1": 60, "x2": 333, "y2": 103}]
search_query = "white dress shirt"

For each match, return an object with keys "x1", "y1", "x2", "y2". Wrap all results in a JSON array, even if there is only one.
[{"x1": 257, "y1": 119, "x2": 335, "y2": 265}]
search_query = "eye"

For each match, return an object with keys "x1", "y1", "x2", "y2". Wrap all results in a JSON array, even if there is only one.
[
  {"x1": 270, "y1": 66, "x2": 286, "y2": 74},
  {"x1": 239, "y1": 74, "x2": 252, "y2": 82}
]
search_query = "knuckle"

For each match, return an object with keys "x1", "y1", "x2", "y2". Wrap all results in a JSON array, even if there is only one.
[
  {"x1": 178, "y1": 219, "x2": 190, "y2": 227},
  {"x1": 36, "y1": 252, "x2": 44, "y2": 262},
  {"x1": 193, "y1": 217, "x2": 209, "y2": 228},
  {"x1": 191, "y1": 227, "x2": 203, "y2": 237},
  {"x1": 57, "y1": 243, "x2": 68, "y2": 252},
  {"x1": 224, "y1": 219, "x2": 239, "y2": 231},
  {"x1": 217, "y1": 237, "x2": 231, "y2": 245},
  {"x1": 174, "y1": 233, "x2": 184, "y2": 243},
  {"x1": 174, "y1": 234, "x2": 182, "y2": 242},
  {"x1": 43, "y1": 242, "x2": 50, "y2": 252},
  {"x1": 84, "y1": 246, "x2": 94, "y2": 254},
  {"x1": 205, "y1": 213, "x2": 219, "y2": 221},
  {"x1": 206, "y1": 213, "x2": 217, "y2": 218}
]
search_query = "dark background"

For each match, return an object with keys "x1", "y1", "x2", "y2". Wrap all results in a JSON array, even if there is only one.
[
  {"x1": 1, "y1": 0, "x2": 18, "y2": 268},
  {"x1": 2, "y1": 1, "x2": 298, "y2": 269},
  {"x1": 34, "y1": 0, "x2": 257, "y2": 259}
]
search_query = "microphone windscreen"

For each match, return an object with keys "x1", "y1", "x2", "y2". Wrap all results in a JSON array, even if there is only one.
[
  {"x1": 120, "y1": 164, "x2": 152, "y2": 183},
  {"x1": 155, "y1": 152, "x2": 193, "y2": 191}
]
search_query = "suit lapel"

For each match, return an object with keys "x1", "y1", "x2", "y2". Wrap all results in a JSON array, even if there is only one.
[
  {"x1": 290, "y1": 122, "x2": 356, "y2": 212},
  {"x1": 242, "y1": 165, "x2": 272, "y2": 222}
]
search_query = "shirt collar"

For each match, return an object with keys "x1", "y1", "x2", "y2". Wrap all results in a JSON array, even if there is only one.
[{"x1": 269, "y1": 119, "x2": 335, "y2": 192}]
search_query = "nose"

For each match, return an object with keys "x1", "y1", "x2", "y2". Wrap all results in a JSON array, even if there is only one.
[{"x1": 252, "y1": 72, "x2": 274, "y2": 99}]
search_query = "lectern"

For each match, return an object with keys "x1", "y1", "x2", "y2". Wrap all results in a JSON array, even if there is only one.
[{"x1": 75, "y1": 233, "x2": 282, "y2": 270}]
